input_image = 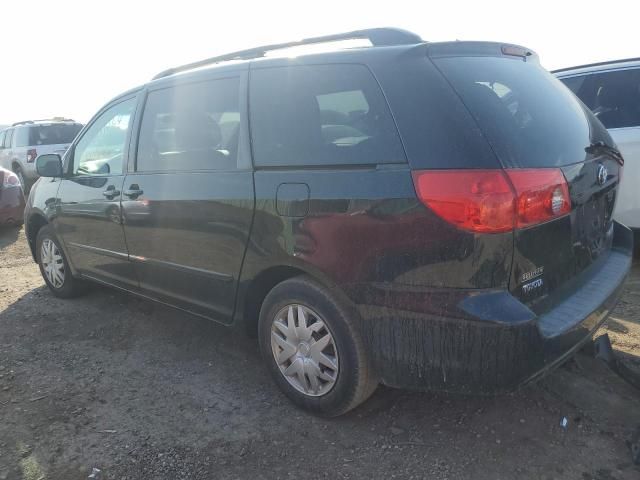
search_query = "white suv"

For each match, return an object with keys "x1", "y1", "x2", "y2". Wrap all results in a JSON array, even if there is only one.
[
  {"x1": 555, "y1": 59, "x2": 640, "y2": 233},
  {"x1": 0, "y1": 119, "x2": 83, "y2": 192}
]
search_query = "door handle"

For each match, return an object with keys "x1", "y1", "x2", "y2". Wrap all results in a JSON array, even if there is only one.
[
  {"x1": 102, "y1": 187, "x2": 120, "y2": 198},
  {"x1": 123, "y1": 185, "x2": 143, "y2": 199}
]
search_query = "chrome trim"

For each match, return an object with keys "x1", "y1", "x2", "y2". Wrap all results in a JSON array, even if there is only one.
[
  {"x1": 128, "y1": 255, "x2": 233, "y2": 282},
  {"x1": 67, "y1": 242, "x2": 128, "y2": 260}
]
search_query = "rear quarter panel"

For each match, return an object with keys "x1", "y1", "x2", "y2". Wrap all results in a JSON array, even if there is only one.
[{"x1": 239, "y1": 166, "x2": 513, "y2": 317}]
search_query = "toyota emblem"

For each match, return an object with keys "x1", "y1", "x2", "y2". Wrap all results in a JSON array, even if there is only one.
[{"x1": 597, "y1": 164, "x2": 608, "y2": 186}]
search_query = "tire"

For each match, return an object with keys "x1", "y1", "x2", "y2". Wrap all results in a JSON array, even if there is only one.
[
  {"x1": 13, "y1": 165, "x2": 28, "y2": 194},
  {"x1": 36, "y1": 224, "x2": 87, "y2": 298},
  {"x1": 258, "y1": 275, "x2": 377, "y2": 417}
]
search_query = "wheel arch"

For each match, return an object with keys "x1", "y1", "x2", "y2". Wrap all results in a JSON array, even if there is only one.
[
  {"x1": 26, "y1": 212, "x2": 49, "y2": 261},
  {"x1": 11, "y1": 161, "x2": 23, "y2": 173},
  {"x1": 236, "y1": 262, "x2": 340, "y2": 337}
]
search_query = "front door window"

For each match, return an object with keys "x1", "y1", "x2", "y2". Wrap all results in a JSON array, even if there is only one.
[{"x1": 73, "y1": 98, "x2": 136, "y2": 176}]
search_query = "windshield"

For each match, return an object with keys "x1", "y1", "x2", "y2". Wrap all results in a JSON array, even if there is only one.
[
  {"x1": 433, "y1": 56, "x2": 596, "y2": 168},
  {"x1": 28, "y1": 123, "x2": 83, "y2": 146}
]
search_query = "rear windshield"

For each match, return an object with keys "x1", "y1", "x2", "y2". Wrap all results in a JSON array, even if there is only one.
[
  {"x1": 433, "y1": 56, "x2": 593, "y2": 168},
  {"x1": 26, "y1": 123, "x2": 82, "y2": 146}
]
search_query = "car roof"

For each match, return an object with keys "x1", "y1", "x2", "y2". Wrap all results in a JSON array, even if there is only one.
[
  {"x1": 553, "y1": 57, "x2": 640, "y2": 77},
  {"x1": 146, "y1": 28, "x2": 536, "y2": 88}
]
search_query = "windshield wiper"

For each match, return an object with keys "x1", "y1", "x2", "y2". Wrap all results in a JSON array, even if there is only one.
[{"x1": 585, "y1": 141, "x2": 624, "y2": 166}]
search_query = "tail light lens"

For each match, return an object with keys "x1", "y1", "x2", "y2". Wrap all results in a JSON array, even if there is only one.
[
  {"x1": 506, "y1": 169, "x2": 571, "y2": 228},
  {"x1": 412, "y1": 170, "x2": 515, "y2": 233},
  {"x1": 26, "y1": 148, "x2": 37, "y2": 163},
  {"x1": 412, "y1": 169, "x2": 571, "y2": 234},
  {"x1": 2, "y1": 171, "x2": 20, "y2": 187}
]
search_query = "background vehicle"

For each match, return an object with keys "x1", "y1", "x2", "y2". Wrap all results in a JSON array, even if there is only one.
[
  {"x1": 555, "y1": 59, "x2": 640, "y2": 235},
  {"x1": 0, "y1": 118, "x2": 83, "y2": 192},
  {"x1": 24, "y1": 29, "x2": 632, "y2": 416},
  {"x1": 0, "y1": 166, "x2": 25, "y2": 227}
]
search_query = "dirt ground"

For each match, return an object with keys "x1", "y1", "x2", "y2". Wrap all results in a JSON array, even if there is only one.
[{"x1": 1, "y1": 225, "x2": 639, "y2": 480}]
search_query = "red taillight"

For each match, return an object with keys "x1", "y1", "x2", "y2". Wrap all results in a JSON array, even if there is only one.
[
  {"x1": 412, "y1": 169, "x2": 571, "y2": 233},
  {"x1": 412, "y1": 170, "x2": 515, "y2": 233},
  {"x1": 26, "y1": 148, "x2": 38, "y2": 163},
  {"x1": 505, "y1": 169, "x2": 571, "y2": 228},
  {"x1": 3, "y1": 171, "x2": 20, "y2": 187}
]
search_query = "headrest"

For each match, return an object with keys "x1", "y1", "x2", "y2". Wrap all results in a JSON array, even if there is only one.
[{"x1": 173, "y1": 110, "x2": 222, "y2": 151}]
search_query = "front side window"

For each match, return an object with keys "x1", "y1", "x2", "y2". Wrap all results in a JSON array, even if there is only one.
[
  {"x1": 73, "y1": 98, "x2": 136, "y2": 176},
  {"x1": 250, "y1": 64, "x2": 405, "y2": 167},
  {"x1": 4, "y1": 129, "x2": 13, "y2": 149},
  {"x1": 14, "y1": 127, "x2": 30, "y2": 147},
  {"x1": 136, "y1": 77, "x2": 240, "y2": 172},
  {"x1": 0, "y1": 130, "x2": 5, "y2": 149},
  {"x1": 560, "y1": 69, "x2": 640, "y2": 129}
]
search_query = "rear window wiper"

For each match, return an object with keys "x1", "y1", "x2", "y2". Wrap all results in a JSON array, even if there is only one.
[{"x1": 585, "y1": 141, "x2": 624, "y2": 166}]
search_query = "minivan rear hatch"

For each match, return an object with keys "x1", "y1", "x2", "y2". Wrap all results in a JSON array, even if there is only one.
[{"x1": 429, "y1": 43, "x2": 622, "y2": 312}]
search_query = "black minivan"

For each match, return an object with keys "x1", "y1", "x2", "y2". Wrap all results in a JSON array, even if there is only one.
[{"x1": 25, "y1": 28, "x2": 633, "y2": 416}]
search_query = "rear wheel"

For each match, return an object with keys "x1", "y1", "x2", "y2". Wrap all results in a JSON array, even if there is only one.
[
  {"x1": 258, "y1": 275, "x2": 377, "y2": 417},
  {"x1": 12, "y1": 166, "x2": 28, "y2": 194},
  {"x1": 36, "y1": 224, "x2": 87, "y2": 298}
]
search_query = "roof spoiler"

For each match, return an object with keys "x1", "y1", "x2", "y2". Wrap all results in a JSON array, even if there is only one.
[{"x1": 152, "y1": 27, "x2": 423, "y2": 80}]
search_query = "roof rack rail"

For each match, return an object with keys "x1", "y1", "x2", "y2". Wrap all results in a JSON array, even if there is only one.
[
  {"x1": 552, "y1": 57, "x2": 640, "y2": 74},
  {"x1": 152, "y1": 27, "x2": 423, "y2": 80},
  {"x1": 11, "y1": 117, "x2": 77, "y2": 126},
  {"x1": 47, "y1": 117, "x2": 77, "y2": 123}
]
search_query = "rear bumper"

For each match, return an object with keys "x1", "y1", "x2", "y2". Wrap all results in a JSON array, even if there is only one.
[
  {"x1": 0, "y1": 186, "x2": 26, "y2": 225},
  {"x1": 351, "y1": 221, "x2": 633, "y2": 394}
]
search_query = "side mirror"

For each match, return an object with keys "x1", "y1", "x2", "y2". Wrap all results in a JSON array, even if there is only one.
[{"x1": 36, "y1": 154, "x2": 64, "y2": 178}]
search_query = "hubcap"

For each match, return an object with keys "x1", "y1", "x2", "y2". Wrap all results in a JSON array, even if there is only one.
[
  {"x1": 270, "y1": 304, "x2": 339, "y2": 397},
  {"x1": 41, "y1": 238, "x2": 65, "y2": 288}
]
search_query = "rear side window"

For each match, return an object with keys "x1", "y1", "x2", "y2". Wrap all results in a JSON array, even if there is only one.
[
  {"x1": 560, "y1": 75, "x2": 586, "y2": 97},
  {"x1": 136, "y1": 77, "x2": 240, "y2": 172},
  {"x1": 250, "y1": 64, "x2": 405, "y2": 167},
  {"x1": 560, "y1": 69, "x2": 640, "y2": 129},
  {"x1": 0, "y1": 131, "x2": 5, "y2": 148},
  {"x1": 28, "y1": 124, "x2": 83, "y2": 146},
  {"x1": 435, "y1": 56, "x2": 593, "y2": 168},
  {"x1": 14, "y1": 127, "x2": 30, "y2": 147}
]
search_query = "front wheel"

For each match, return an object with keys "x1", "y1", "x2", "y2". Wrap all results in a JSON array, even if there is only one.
[
  {"x1": 36, "y1": 224, "x2": 87, "y2": 298},
  {"x1": 258, "y1": 276, "x2": 377, "y2": 417}
]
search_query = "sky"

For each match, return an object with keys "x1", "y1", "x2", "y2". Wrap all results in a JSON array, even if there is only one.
[{"x1": 1, "y1": 0, "x2": 638, "y2": 125}]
